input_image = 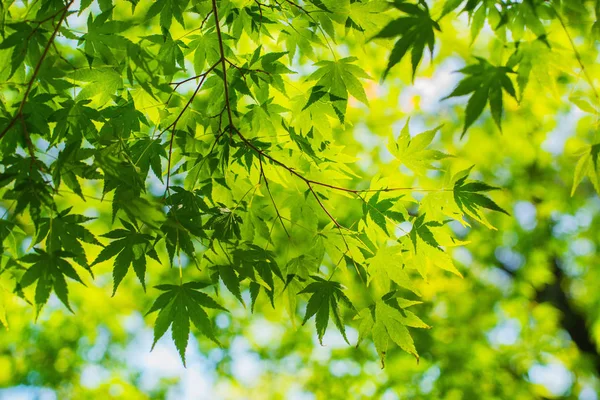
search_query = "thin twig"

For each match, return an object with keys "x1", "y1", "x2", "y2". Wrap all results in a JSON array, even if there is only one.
[
  {"x1": 259, "y1": 156, "x2": 290, "y2": 237},
  {"x1": 552, "y1": 6, "x2": 600, "y2": 104},
  {"x1": 164, "y1": 61, "x2": 220, "y2": 194}
]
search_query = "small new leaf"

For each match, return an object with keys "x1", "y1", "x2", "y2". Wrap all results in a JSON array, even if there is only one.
[{"x1": 387, "y1": 120, "x2": 450, "y2": 176}]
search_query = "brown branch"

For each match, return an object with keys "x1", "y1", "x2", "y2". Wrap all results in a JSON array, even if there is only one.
[
  {"x1": 164, "y1": 60, "x2": 221, "y2": 110},
  {"x1": 275, "y1": 0, "x2": 336, "y2": 57},
  {"x1": 225, "y1": 58, "x2": 271, "y2": 78},
  {"x1": 231, "y1": 125, "x2": 431, "y2": 194},
  {"x1": 212, "y1": 0, "x2": 235, "y2": 135}
]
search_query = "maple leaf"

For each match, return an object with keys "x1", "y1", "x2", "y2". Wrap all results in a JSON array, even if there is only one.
[
  {"x1": 130, "y1": 138, "x2": 167, "y2": 182},
  {"x1": 356, "y1": 291, "x2": 429, "y2": 367},
  {"x1": 160, "y1": 187, "x2": 211, "y2": 264},
  {"x1": 81, "y1": 8, "x2": 132, "y2": 66},
  {"x1": 571, "y1": 143, "x2": 600, "y2": 196},
  {"x1": 146, "y1": 0, "x2": 190, "y2": 29},
  {"x1": 19, "y1": 249, "x2": 85, "y2": 315},
  {"x1": 51, "y1": 140, "x2": 102, "y2": 199},
  {"x1": 303, "y1": 57, "x2": 370, "y2": 123},
  {"x1": 409, "y1": 213, "x2": 442, "y2": 252},
  {"x1": 373, "y1": 0, "x2": 441, "y2": 79},
  {"x1": 387, "y1": 120, "x2": 450, "y2": 176},
  {"x1": 210, "y1": 264, "x2": 244, "y2": 305},
  {"x1": 367, "y1": 245, "x2": 418, "y2": 296},
  {"x1": 205, "y1": 206, "x2": 243, "y2": 242},
  {"x1": 35, "y1": 207, "x2": 102, "y2": 269},
  {"x1": 1, "y1": 156, "x2": 54, "y2": 228},
  {"x1": 232, "y1": 245, "x2": 282, "y2": 311},
  {"x1": 444, "y1": 57, "x2": 517, "y2": 135},
  {"x1": 92, "y1": 219, "x2": 160, "y2": 294},
  {"x1": 362, "y1": 192, "x2": 407, "y2": 234},
  {"x1": 147, "y1": 281, "x2": 225, "y2": 366},
  {"x1": 453, "y1": 167, "x2": 509, "y2": 228},
  {"x1": 69, "y1": 67, "x2": 123, "y2": 106},
  {"x1": 299, "y1": 275, "x2": 355, "y2": 345}
]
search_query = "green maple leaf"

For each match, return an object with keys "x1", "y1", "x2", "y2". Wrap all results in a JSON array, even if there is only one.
[
  {"x1": 19, "y1": 249, "x2": 86, "y2": 315},
  {"x1": 387, "y1": 120, "x2": 450, "y2": 176},
  {"x1": 146, "y1": 0, "x2": 190, "y2": 29},
  {"x1": 50, "y1": 100, "x2": 102, "y2": 143},
  {"x1": 356, "y1": 291, "x2": 429, "y2": 367},
  {"x1": 147, "y1": 281, "x2": 225, "y2": 366},
  {"x1": 362, "y1": 192, "x2": 407, "y2": 234},
  {"x1": 69, "y1": 67, "x2": 123, "y2": 105},
  {"x1": 1, "y1": 156, "x2": 54, "y2": 228},
  {"x1": 232, "y1": 246, "x2": 282, "y2": 311},
  {"x1": 283, "y1": 123, "x2": 321, "y2": 161},
  {"x1": 367, "y1": 245, "x2": 417, "y2": 296},
  {"x1": 453, "y1": 167, "x2": 509, "y2": 227},
  {"x1": 444, "y1": 57, "x2": 517, "y2": 136},
  {"x1": 35, "y1": 207, "x2": 102, "y2": 269},
  {"x1": 92, "y1": 219, "x2": 160, "y2": 294},
  {"x1": 205, "y1": 206, "x2": 243, "y2": 242},
  {"x1": 0, "y1": 21, "x2": 45, "y2": 77},
  {"x1": 303, "y1": 57, "x2": 370, "y2": 123},
  {"x1": 161, "y1": 187, "x2": 209, "y2": 263},
  {"x1": 571, "y1": 143, "x2": 600, "y2": 196},
  {"x1": 373, "y1": 0, "x2": 441, "y2": 79},
  {"x1": 308, "y1": 0, "x2": 332, "y2": 13},
  {"x1": 51, "y1": 140, "x2": 102, "y2": 199},
  {"x1": 81, "y1": 9, "x2": 132, "y2": 65},
  {"x1": 409, "y1": 213, "x2": 442, "y2": 252},
  {"x1": 211, "y1": 264, "x2": 244, "y2": 305},
  {"x1": 299, "y1": 275, "x2": 355, "y2": 345},
  {"x1": 161, "y1": 214, "x2": 196, "y2": 264},
  {"x1": 130, "y1": 138, "x2": 167, "y2": 182},
  {"x1": 0, "y1": 220, "x2": 17, "y2": 255}
]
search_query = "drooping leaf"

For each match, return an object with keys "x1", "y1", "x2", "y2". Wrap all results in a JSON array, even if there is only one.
[
  {"x1": 444, "y1": 58, "x2": 517, "y2": 135},
  {"x1": 92, "y1": 220, "x2": 160, "y2": 294},
  {"x1": 147, "y1": 281, "x2": 225, "y2": 366},
  {"x1": 373, "y1": 1, "x2": 441, "y2": 79},
  {"x1": 299, "y1": 275, "x2": 355, "y2": 344},
  {"x1": 19, "y1": 249, "x2": 85, "y2": 315},
  {"x1": 356, "y1": 291, "x2": 429, "y2": 367}
]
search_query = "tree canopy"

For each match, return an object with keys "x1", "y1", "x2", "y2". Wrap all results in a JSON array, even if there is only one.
[{"x1": 1, "y1": 0, "x2": 600, "y2": 398}]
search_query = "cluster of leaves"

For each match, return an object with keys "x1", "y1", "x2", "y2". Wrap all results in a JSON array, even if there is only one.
[{"x1": 2, "y1": 0, "x2": 590, "y2": 369}]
